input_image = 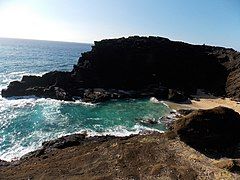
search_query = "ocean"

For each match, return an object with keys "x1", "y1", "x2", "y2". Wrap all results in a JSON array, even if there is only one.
[{"x1": 0, "y1": 38, "x2": 170, "y2": 161}]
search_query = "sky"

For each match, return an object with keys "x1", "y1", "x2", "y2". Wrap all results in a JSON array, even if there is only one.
[{"x1": 0, "y1": 0, "x2": 239, "y2": 50}]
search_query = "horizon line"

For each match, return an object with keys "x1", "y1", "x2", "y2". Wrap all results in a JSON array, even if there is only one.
[
  {"x1": 0, "y1": 36, "x2": 93, "y2": 45},
  {"x1": 0, "y1": 36, "x2": 239, "y2": 52}
]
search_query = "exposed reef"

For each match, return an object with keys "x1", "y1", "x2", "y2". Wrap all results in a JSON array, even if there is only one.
[{"x1": 2, "y1": 36, "x2": 240, "y2": 102}]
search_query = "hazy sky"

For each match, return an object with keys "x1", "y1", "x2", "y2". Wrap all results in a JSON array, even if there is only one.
[{"x1": 0, "y1": 0, "x2": 239, "y2": 50}]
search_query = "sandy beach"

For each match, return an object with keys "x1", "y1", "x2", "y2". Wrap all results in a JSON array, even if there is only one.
[
  {"x1": 164, "y1": 89, "x2": 240, "y2": 113},
  {"x1": 165, "y1": 97, "x2": 240, "y2": 114}
]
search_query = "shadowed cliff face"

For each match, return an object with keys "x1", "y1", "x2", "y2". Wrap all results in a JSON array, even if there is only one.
[
  {"x1": 73, "y1": 37, "x2": 228, "y2": 94},
  {"x1": 2, "y1": 36, "x2": 240, "y2": 101},
  {"x1": 172, "y1": 106, "x2": 240, "y2": 159}
]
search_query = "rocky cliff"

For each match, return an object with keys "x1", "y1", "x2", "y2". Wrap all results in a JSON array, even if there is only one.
[{"x1": 2, "y1": 36, "x2": 240, "y2": 102}]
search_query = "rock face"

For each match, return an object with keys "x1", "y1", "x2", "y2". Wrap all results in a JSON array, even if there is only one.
[
  {"x1": 1, "y1": 133, "x2": 239, "y2": 179},
  {"x1": 172, "y1": 106, "x2": 240, "y2": 158},
  {"x1": 2, "y1": 71, "x2": 74, "y2": 100},
  {"x1": 2, "y1": 36, "x2": 240, "y2": 102}
]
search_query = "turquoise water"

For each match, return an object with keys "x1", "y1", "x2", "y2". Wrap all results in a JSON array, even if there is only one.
[{"x1": 0, "y1": 38, "x2": 171, "y2": 161}]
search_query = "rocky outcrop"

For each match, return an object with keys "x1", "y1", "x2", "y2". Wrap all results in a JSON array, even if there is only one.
[
  {"x1": 82, "y1": 89, "x2": 123, "y2": 103},
  {"x1": 1, "y1": 133, "x2": 239, "y2": 179},
  {"x1": 172, "y1": 106, "x2": 240, "y2": 159},
  {"x1": 72, "y1": 37, "x2": 240, "y2": 98},
  {"x1": 2, "y1": 106, "x2": 240, "y2": 179},
  {"x1": 20, "y1": 134, "x2": 117, "y2": 160},
  {"x1": 2, "y1": 71, "x2": 74, "y2": 100},
  {"x1": 2, "y1": 36, "x2": 240, "y2": 102},
  {"x1": 168, "y1": 89, "x2": 189, "y2": 103}
]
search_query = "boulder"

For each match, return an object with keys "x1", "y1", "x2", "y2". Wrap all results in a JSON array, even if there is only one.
[
  {"x1": 172, "y1": 106, "x2": 240, "y2": 158},
  {"x1": 136, "y1": 117, "x2": 159, "y2": 126},
  {"x1": 43, "y1": 86, "x2": 73, "y2": 101},
  {"x1": 168, "y1": 89, "x2": 189, "y2": 103},
  {"x1": 83, "y1": 89, "x2": 111, "y2": 103}
]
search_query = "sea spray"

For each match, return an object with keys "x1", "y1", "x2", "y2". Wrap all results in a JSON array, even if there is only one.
[{"x1": 0, "y1": 98, "x2": 170, "y2": 161}]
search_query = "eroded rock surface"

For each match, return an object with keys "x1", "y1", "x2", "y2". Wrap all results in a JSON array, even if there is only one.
[{"x1": 1, "y1": 133, "x2": 238, "y2": 180}]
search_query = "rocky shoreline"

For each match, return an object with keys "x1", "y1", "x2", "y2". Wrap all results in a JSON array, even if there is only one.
[
  {"x1": 2, "y1": 107, "x2": 240, "y2": 179},
  {"x1": 2, "y1": 36, "x2": 240, "y2": 179},
  {"x1": 2, "y1": 36, "x2": 240, "y2": 103}
]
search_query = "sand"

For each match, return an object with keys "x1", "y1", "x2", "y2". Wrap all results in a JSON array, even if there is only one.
[{"x1": 165, "y1": 96, "x2": 240, "y2": 114}]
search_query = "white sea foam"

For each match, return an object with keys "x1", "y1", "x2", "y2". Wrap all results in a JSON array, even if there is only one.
[
  {"x1": 0, "y1": 71, "x2": 47, "y2": 93},
  {"x1": 0, "y1": 124, "x2": 164, "y2": 162},
  {"x1": 160, "y1": 100, "x2": 170, "y2": 108},
  {"x1": 0, "y1": 130, "x2": 67, "y2": 161},
  {"x1": 78, "y1": 125, "x2": 164, "y2": 137},
  {"x1": 150, "y1": 97, "x2": 160, "y2": 103},
  {"x1": 0, "y1": 92, "x2": 169, "y2": 162},
  {"x1": 149, "y1": 98, "x2": 171, "y2": 109},
  {"x1": 0, "y1": 96, "x2": 95, "y2": 109},
  {"x1": 0, "y1": 39, "x2": 94, "y2": 161}
]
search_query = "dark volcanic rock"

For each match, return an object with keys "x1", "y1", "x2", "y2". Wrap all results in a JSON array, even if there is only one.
[
  {"x1": 83, "y1": 88, "x2": 111, "y2": 103},
  {"x1": 2, "y1": 36, "x2": 240, "y2": 102},
  {"x1": 2, "y1": 71, "x2": 74, "y2": 100},
  {"x1": 72, "y1": 36, "x2": 230, "y2": 95},
  {"x1": 44, "y1": 86, "x2": 73, "y2": 101},
  {"x1": 168, "y1": 89, "x2": 189, "y2": 103},
  {"x1": 1, "y1": 133, "x2": 238, "y2": 179},
  {"x1": 21, "y1": 134, "x2": 87, "y2": 160},
  {"x1": 172, "y1": 106, "x2": 240, "y2": 158},
  {"x1": 82, "y1": 88, "x2": 141, "y2": 103},
  {"x1": 2, "y1": 81, "x2": 27, "y2": 97},
  {"x1": 0, "y1": 160, "x2": 10, "y2": 167},
  {"x1": 177, "y1": 109, "x2": 194, "y2": 116},
  {"x1": 41, "y1": 134, "x2": 86, "y2": 149},
  {"x1": 20, "y1": 134, "x2": 118, "y2": 160}
]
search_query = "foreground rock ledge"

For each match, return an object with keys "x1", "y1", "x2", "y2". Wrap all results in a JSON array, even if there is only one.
[
  {"x1": 0, "y1": 134, "x2": 238, "y2": 179},
  {"x1": 1, "y1": 107, "x2": 240, "y2": 179}
]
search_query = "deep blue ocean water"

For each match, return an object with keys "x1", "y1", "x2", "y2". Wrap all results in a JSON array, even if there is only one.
[{"x1": 0, "y1": 38, "x2": 170, "y2": 161}]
